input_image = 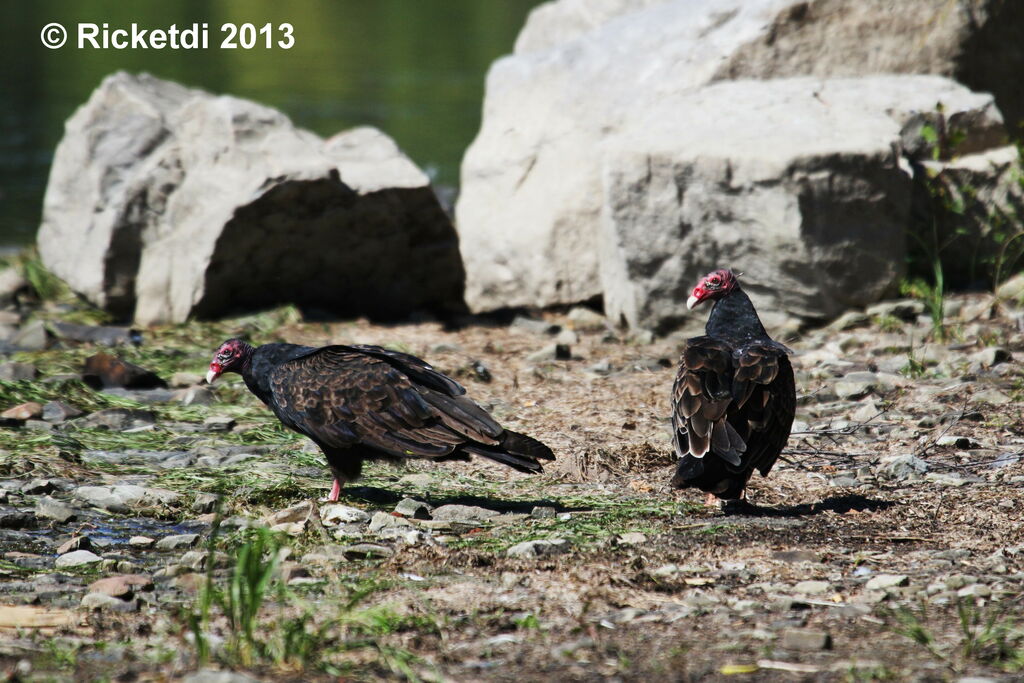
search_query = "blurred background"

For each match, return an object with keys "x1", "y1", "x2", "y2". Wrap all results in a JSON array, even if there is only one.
[{"x1": 0, "y1": 0, "x2": 540, "y2": 248}]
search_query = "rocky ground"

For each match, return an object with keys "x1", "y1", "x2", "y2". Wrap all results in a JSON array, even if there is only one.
[{"x1": 0, "y1": 268, "x2": 1021, "y2": 681}]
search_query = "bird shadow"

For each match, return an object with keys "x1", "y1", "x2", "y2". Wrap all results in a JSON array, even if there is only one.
[
  {"x1": 341, "y1": 486, "x2": 583, "y2": 514},
  {"x1": 720, "y1": 494, "x2": 895, "y2": 518}
]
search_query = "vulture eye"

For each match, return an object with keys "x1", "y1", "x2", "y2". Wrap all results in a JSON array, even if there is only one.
[{"x1": 708, "y1": 276, "x2": 721, "y2": 288}]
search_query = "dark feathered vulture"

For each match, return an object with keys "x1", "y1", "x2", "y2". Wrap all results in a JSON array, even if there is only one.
[
  {"x1": 670, "y1": 269, "x2": 796, "y2": 505},
  {"x1": 206, "y1": 339, "x2": 554, "y2": 500}
]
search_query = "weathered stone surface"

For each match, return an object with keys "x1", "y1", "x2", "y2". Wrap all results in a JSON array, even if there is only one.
[
  {"x1": 41, "y1": 401, "x2": 83, "y2": 423},
  {"x1": 72, "y1": 408, "x2": 156, "y2": 431},
  {"x1": 35, "y1": 497, "x2": 77, "y2": 523},
  {"x1": 507, "y1": 538, "x2": 571, "y2": 559},
  {"x1": 73, "y1": 485, "x2": 179, "y2": 512},
  {"x1": 1, "y1": 402, "x2": 43, "y2": 421},
  {"x1": 155, "y1": 534, "x2": 200, "y2": 550},
  {"x1": 866, "y1": 574, "x2": 909, "y2": 591},
  {"x1": 320, "y1": 504, "x2": 371, "y2": 525},
  {"x1": 54, "y1": 550, "x2": 102, "y2": 568},
  {"x1": 458, "y1": 0, "x2": 1020, "y2": 327},
  {"x1": 49, "y1": 322, "x2": 137, "y2": 347},
  {"x1": 88, "y1": 574, "x2": 152, "y2": 598},
  {"x1": 38, "y1": 72, "x2": 464, "y2": 325},
  {"x1": 0, "y1": 362, "x2": 37, "y2": 381}
]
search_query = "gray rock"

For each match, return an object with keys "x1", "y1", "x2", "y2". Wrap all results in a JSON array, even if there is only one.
[
  {"x1": 0, "y1": 268, "x2": 26, "y2": 304},
  {"x1": 530, "y1": 506, "x2": 557, "y2": 519},
  {"x1": 875, "y1": 454, "x2": 928, "y2": 481},
  {"x1": 936, "y1": 435, "x2": 981, "y2": 449},
  {"x1": 54, "y1": 550, "x2": 103, "y2": 568},
  {"x1": 393, "y1": 498, "x2": 432, "y2": 519},
  {"x1": 74, "y1": 485, "x2": 179, "y2": 512},
  {"x1": 866, "y1": 299, "x2": 926, "y2": 321},
  {"x1": 506, "y1": 538, "x2": 571, "y2": 559},
  {"x1": 431, "y1": 504, "x2": 502, "y2": 524},
  {"x1": 526, "y1": 343, "x2": 572, "y2": 362},
  {"x1": 35, "y1": 497, "x2": 77, "y2": 523},
  {"x1": 511, "y1": 315, "x2": 559, "y2": 335},
  {"x1": 320, "y1": 504, "x2": 371, "y2": 525},
  {"x1": 0, "y1": 362, "x2": 37, "y2": 381},
  {"x1": 865, "y1": 574, "x2": 909, "y2": 590},
  {"x1": 80, "y1": 592, "x2": 137, "y2": 612},
  {"x1": 48, "y1": 322, "x2": 137, "y2": 346},
  {"x1": 170, "y1": 372, "x2": 205, "y2": 388},
  {"x1": 172, "y1": 386, "x2": 216, "y2": 406},
  {"x1": 368, "y1": 511, "x2": 414, "y2": 533},
  {"x1": 73, "y1": 408, "x2": 156, "y2": 431},
  {"x1": 970, "y1": 346, "x2": 1011, "y2": 368},
  {"x1": 38, "y1": 72, "x2": 464, "y2": 325},
  {"x1": 793, "y1": 580, "x2": 831, "y2": 595},
  {"x1": 835, "y1": 372, "x2": 879, "y2": 400},
  {"x1": 41, "y1": 401, "x2": 83, "y2": 423},
  {"x1": 780, "y1": 628, "x2": 832, "y2": 651},
  {"x1": 191, "y1": 493, "x2": 220, "y2": 514},
  {"x1": 567, "y1": 306, "x2": 607, "y2": 331},
  {"x1": 9, "y1": 320, "x2": 49, "y2": 351},
  {"x1": 458, "y1": 0, "x2": 1018, "y2": 324},
  {"x1": 155, "y1": 534, "x2": 200, "y2": 550},
  {"x1": 203, "y1": 416, "x2": 236, "y2": 432},
  {"x1": 996, "y1": 272, "x2": 1024, "y2": 304},
  {"x1": 21, "y1": 479, "x2": 59, "y2": 495},
  {"x1": 341, "y1": 543, "x2": 394, "y2": 560}
]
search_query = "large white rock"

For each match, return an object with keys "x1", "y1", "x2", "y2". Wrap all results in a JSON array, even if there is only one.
[
  {"x1": 39, "y1": 72, "x2": 463, "y2": 325},
  {"x1": 457, "y1": 0, "x2": 1021, "y2": 320},
  {"x1": 599, "y1": 76, "x2": 1002, "y2": 330}
]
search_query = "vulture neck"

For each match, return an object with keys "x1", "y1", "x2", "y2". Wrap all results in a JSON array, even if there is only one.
[{"x1": 705, "y1": 288, "x2": 769, "y2": 343}]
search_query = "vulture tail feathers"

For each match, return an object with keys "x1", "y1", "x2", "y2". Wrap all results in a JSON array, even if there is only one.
[{"x1": 461, "y1": 430, "x2": 553, "y2": 473}]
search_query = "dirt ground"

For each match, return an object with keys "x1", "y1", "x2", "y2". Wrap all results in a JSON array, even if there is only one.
[{"x1": 0, "y1": 292, "x2": 1022, "y2": 681}]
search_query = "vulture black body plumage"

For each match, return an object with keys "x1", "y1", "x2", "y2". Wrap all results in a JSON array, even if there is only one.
[
  {"x1": 207, "y1": 339, "x2": 553, "y2": 500},
  {"x1": 670, "y1": 269, "x2": 796, "y2": 502}
]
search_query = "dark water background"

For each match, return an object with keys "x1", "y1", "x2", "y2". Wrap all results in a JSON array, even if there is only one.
[{"x1": 0, "y1": 0, "x2": 540, "y2": 247}]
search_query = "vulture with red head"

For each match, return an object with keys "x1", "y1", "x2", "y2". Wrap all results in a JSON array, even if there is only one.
[
  {"x1": 207, "y1": 340, "x2": 553, "y2": 500},
  {"x1": 670, "y1": 269, "x2": 796, "y2": 504}
]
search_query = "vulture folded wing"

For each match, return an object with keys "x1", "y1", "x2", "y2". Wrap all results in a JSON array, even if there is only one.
[
  {"x1": 672, "y1": 336, "x2": 738, "y2": 461},
  {"x1": 729, "y1": 342, "x2": 796, "y2": 477},
  {"x1": 268, "y1": 347, "x2": 502, "y2": 460}
]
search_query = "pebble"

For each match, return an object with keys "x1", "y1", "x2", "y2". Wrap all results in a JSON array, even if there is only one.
[
  {"x1": 393, "y1": 498, "x2": 432, "y2": 519},
  {"x1": 54, "y1": 550, "x2": 103, "y2": 568},
  {"x1": 320, "y1": 504, "x2": 370, "y2": 525},
  {"x1": 875, "y1": 454, "x2": 928, "y2": 481},
  {"x1": 341, "y1": 543, "x2": 393, "y2": 560},
  {"x1": 530, "y1": 506, "x2": 557, "y2": 519},
  {"x1": 170, "y1": 372, "x2": 205, "y2": 388},
  {"x1": 865, "y1": 574, "x2": 908, "y2": 590},
  {"x1": 0, "y1": 362, "x2": 37, "y2": 381},
  {"x1": 155, "y1": 534, "x2": 200, "y2": 550},
  {"x1": 834, "y1": 372, "x2": 877, "y2": 400},
  {"x1": 956, "y1": 584, "x2": 991, "y2": 598},
  {"x1": 88, "y1": 574, "x2": 152, "y2": 598},
  {"x1": 73, "y1": 408, "x2": 156, "y2": 431},
  {"x1": 614, "y1": 532, "x2": 647, "y2": 546},
  {"x1": 866, "y1": 299, "x2": 925, "y2": 321},
  {"x1": 191, "y1": 493, "x2": 220, "y2": 514},
  {"x1": 35, "y1": 497, "x2": 77, "y2": 523},
  {"x1": 21, "y1": 478, "x2": 59, "y2": 495},
  {"x1": 506, "y1": 539, "x2": 571, "y2": 559},
  {"x1": 780, "y1": 628, "x2": 832, "y2": 651},
  {"x1": 80, "y1": 593, "x2": 138, "y2": 612},
  {"x1": 128, "y1": 536, "x2": 155, "y2": 548},
  {"x1": 431, "y1": 504, "x2": 501, "y2": 524},
  {"x1": 368, "y1": 512, "x2": 414, "y2": 533},
  {"x1": 203, "y1": 416, "x2": 236, "y2": 432},
  {"x1": 793, "y1": 580, "x2": 831, "y2": 595},
  {"x1": 1, "y1": 402, "x2": 43, "y2": 421},
  {"x1": 182, "y1": 669, "x2": 263, "y2": 683},
  {"x1": 41, "y1": 401, "x2": 83, "y2": 423},
  {"x1": 74, "y1": 484, "x2": 180, "y2": 512},
  {"x1": 266, "y1": 501, "x2": 313, "y2": 525}
]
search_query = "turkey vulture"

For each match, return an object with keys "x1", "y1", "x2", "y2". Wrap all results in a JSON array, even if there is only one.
[
  {"x1": 670, "y1": 269, "x2": 796, "y2": 505},
  {"x1": 206, "y1": 339, "x2": 554, "y2": 500}
]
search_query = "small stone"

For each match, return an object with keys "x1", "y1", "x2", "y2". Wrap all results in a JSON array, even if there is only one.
[
  {"x1": 614, "y1": 532, "x2": 647, "y2": 546},
  {"x1": 128, "y1": 536, "x2": 155, "y2": 548},
  {"x1": 41, "y1": 401, "x2": 83, "y2": 423},
  {"x1": 511, "y1": 315, "x2": 559, "y2": 335},
  {"x1": 80, "y1": 592, "x2": 137, "y2": 612},
  {"x1": 780, "y1": 628, "x2": 832, "y2": 651},
  {"x1": 936, "y1": 435, "x2": 981, "y2": 449},
  {"x1": 10, "y1": 320, "x2": 49, "y2": 351},
  {"x1": 829, "y1": 311, "x2": 870, "y2": 331},
  {"x1": 973, "y1": 389, "x2": 1012, "y2": 405},
  {"x1": 88, "y1": 574, "x2": 152, "y2": 598},
  {"x1": 834, "y1": 372, "x2": 877, "y2": 400},
  {"x1": 36, "y1": 497, "x2": 76, "y2": 523},
  {"x1": 970, "y1": 347, "x2": 1011, "y2": 368},
  {"x1": 396, "y1": 473, "x2": 434, "y2": 487},
  {"x1": 0, "y1": 362, "x2": 37, "y2": 381},
  {"x1": 865, "y1": 574, "x2": 908, "y2": 591},
  {"x1": 772, "y1": 550, "x2": 820, "y2": 563},
  {"x1": 431, "y1": 504, "x2": 501, "y2": 524},
  {"x1": 567, "y1": 306, "x2": 607, "y2": 331},
  {"x1": 506, "y1": 538, "x2": 571, "y2": 559},
  {"x1": 925, "y1": 472, "x2": 969, "y2": 487},
  {"x1": 1, "y1": 402, "x2": 43, "y2": 421},
  {"x1": 173, "y1": 386, "x2": 216, "y2": 406},
  {"x1": 54, "y1": 550, "x2": 103, "y2": 568},
  {"x1": 73, "y1": 408, "x2": 156, "y2": 431},
  {"x1": 320, "y1": 504, "x2": 370, "y2": 525},
  {"x1": 203, "y1": 416, "x2": 236, "y2": 432},
  {"x1": 182, "y1": 669, "x2": 263, "y2": 683},
  {"x1": 794, "y1": 580, "x2": 831, "y2": 595},
  {"x1": 170, "y1": 372, "x2": 204, "y2": 388},
  {"x1": 55, "y1": 536, "x2": 92, "y2": 554},
  {"x1": 21, "y1": 478, "x2": 59, "y2": 495},
  {"x1": 555, "y1": 329, "x2": 579, "y2": 345},
  {"x1": 527, "y1": 344, "x2": 562, "y2": 362},
  {"x1": 875, "y1": 455, "x2": 928, "y2": 481},
  {"x1": 394, "y1": 498, "x2": 432, "y2": 519},
  {"x1": 341, "y1": 543, "x2": 394, "y2": 560},
  {"x1": 191, "y1": 493, "x2": 220, "y2": 514},
  {"x1": 957, "y1": 584, "x2": 991, "y2": 598},
  {"x1": 155, "y1": 534, "x2": 200, "y2": 550},
  {"x1": 267, "y1": 501, "x2": 313, "y2": 525},
  {"x1": 867, "y1": 299, "x2": 925, "y2": 321},
  {"x1": 530, "y1": 506, "x2": 557, "y2": 519},
  {"x1": 368, "y1": 511, "x2": 413, "y2": 533}
]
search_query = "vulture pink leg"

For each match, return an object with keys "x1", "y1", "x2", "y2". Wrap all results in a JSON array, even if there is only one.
[{"x1": 328, "y1": 478, "x2": 341, "y2": 502}]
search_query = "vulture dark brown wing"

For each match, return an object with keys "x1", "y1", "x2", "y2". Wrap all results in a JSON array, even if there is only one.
[
  {"x1": 730, "y1": 343, "x2": 795, "y2": 478},
  {"x1": 267, "y1": 347, "x2": 502, "y2": 460},
  {"x1": 672, "y1": 336, "x2": 743, "y2": 463}
]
